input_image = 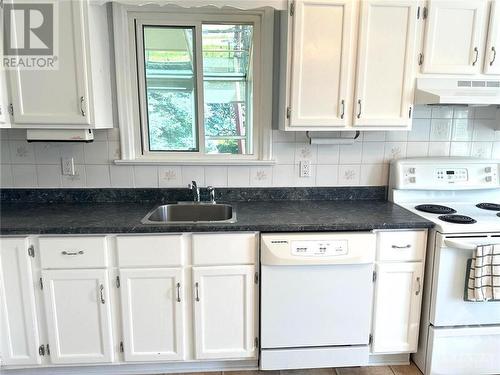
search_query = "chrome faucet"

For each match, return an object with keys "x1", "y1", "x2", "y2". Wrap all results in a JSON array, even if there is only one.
[
  {"x1": 207, "y1": 186, "x2": 216, "y2": 204},
  {"x1": 189, "y1": 181, "x2": 200, "y2": 202}
]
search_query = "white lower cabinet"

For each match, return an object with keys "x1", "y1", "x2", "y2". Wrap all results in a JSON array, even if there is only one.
[
  {"x1": 371, "y1": 262, "x2": 424, "y2": 353},
  {"x1": 371, "y1": 230, "x2": 426, "y2": 355},
  {"x1": 192, "y1": 265, "x2": 257, "y2": 360},
  {"x1": 0, "y1": 238, "x2": 40, "y2": 366},
  {"x1": 119, "y1": 268, "x2": 185, "y2": 362},
  {"x1": 41, "y1": 269, "x2": 114, "y2": 364}
]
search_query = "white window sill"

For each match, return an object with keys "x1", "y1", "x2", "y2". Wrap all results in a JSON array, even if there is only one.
[{"x1": 114, "y1": 159, "x2": 276, "y2": 166}]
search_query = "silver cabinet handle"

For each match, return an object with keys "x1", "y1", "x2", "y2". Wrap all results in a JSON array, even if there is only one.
[
  {"x1": 357, "y1": 99, "x2": 362, "y2": 119},
  {"x1": 340, "y1": 99, "x2": 345, "y2": 119},
  {"x1": 490, "y1": 46, "x2": 497, "y2": 66},
  {"x1": 99, "y1": 284, "x2": 105, "y2": 304},
  {"x1": 195, "y1": 282, "x2": 200, "y2": 302},
  {"x1": 391, "y1": 244, "x2": 411, "y2": 249},
  {"x1": 80, "y1": 96, "x2": 86, "y2": 117},
  {"x1": 472, "y1": 47, "x2": 479, "y2": 66},
  {"x1": 61, "y1": 250, "x2": 84, "y2": 256},
  {"x1": 176, "y1": 282, "x2": 181, "y2": 302},
  {"x1": 416, "y1": 277, "x2": 421, "y2": 296}
]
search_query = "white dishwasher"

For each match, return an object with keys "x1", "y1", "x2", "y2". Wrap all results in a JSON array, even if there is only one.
[{"x1": 260, "y1": 232, "x2": 376, "y2": 370}]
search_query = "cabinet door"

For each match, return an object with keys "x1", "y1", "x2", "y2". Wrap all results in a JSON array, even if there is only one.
[
  {"x1": 0, "y1": 68, "x2": 10, "y2": 127},
  {"x1": 288, "y1": 0, "x2": 357, "y2": 128},
  {"x1": 0, "y1": 5, "x2": 9, "y2": 127},
  {"x1": 8, "y1": 1, "x2": 91, "y2": 124},
  {"x1": 0, "y1": 238, "x2": 40, "y2": 365},
  {"x1": 42, "y1": 269, "x2": 113, "y2": 364},
  {"x1": 193, "y1": 265, "x2": 257, "y2": 359},
  {"x1": 422, "y1": 0, "x2": 487, "y2": 74},
  {"x1": 353, "y1": 1, "x2": 418, "y2": 128},
  {"x1": 484, "y1": 0, "x2": 500, "y2": 74},
  {"x1": 119, "y1": 268, "x2": 185, "y2": 362},
  {"x1": 371, "y1": 262, "x2": 424, "y2": 354}
]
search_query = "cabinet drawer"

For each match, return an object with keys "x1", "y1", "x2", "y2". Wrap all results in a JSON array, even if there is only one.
[
  {"x1": 117, "y1": 235, "x2": 184, "y2": 267},
  {"x1": 192, "y1": 233, "x2": 257, "y2": 265},
  {"x1": 39, "y1": 237, "x2": 108, "y2": 269},
  {"x1": 377, "y1": 231, "x2": 426, "y2": 262}
]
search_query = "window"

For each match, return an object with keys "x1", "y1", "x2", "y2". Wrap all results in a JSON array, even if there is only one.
[{"x1": 119, "y1": 8, "x2": 273, "y2": 163}]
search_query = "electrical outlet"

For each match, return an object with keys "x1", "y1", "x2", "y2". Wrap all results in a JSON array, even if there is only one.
[
  {"x1": 299, "y1": 160, "x2": 311, "y2": 177},
  {"x1": 61, "y1": 157, "x2": 75, "y2": 176}
]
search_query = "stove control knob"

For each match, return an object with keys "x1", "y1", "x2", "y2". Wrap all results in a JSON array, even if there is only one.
[
  {"x1": 485, "y1": 176, "x2": 493, "y2": 182},
  {"x1": 485, "y1": 167, "x2": 492, "y2": 173},
  {"x1": 409, "y1": 177, "x2": 416, "y2": 183},
  {"x1": 408, "y1": 167, "x2": 416, "y2": 174}
]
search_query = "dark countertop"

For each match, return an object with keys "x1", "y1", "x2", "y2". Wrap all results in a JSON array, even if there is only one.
[{"x1": 0, "y1": 200, "x2": 433, "y2": 235}]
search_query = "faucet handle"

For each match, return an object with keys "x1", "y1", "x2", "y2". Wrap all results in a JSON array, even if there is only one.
[{"x1": 207, "y1": 186, "x2": 216, "y2": 203}]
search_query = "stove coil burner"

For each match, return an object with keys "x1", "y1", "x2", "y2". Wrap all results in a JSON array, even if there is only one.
[
  {"x1": 438, "y1": 215, "x2": 477, "y2": 224},
  {"x1": 476, "y1": 203, "x2": 500, "y2": 211},
  {"x1": 415, "y1": 204, "x2": 456, "y2": 214}
]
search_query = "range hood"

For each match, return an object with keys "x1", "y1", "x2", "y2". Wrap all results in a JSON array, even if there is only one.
[{"x1": 415, "y1": 78, "x2": 500, "y2": 105}]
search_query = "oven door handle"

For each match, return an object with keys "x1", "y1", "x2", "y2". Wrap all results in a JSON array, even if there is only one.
[{"x1": 444, "y1": 239, "x2": 500, "y2": 250}]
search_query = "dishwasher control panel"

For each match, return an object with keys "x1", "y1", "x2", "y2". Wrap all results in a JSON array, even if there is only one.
[{"x1": 291, "y1": 240, "x2": 348, "y2": 257}]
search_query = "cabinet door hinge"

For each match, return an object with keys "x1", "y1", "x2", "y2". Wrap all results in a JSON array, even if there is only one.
[
  {"x1": 38, "y1": 345, "x2": 45, "y2": 356},
  {"x1": 417, "y1": 6, "x2": 420, "y2": 19},
  {"x1": 116, "y1": 276, "x2": 120, "y2": 288},
  {"x1": 369, "y1": 334, "x2": 373, "y2": 345},
  {"x1": 418, "y1": 53, "x2": 424, "y2": 66},
  {"x1": 409, "y1": 106, "x2": 413, "y2": 119},
  {"x1": 254, "y1": 337, "x2": 259, "y2": 349},
  {"x1": 290, "y1": 2, "x2": 295, "y2": 16},
  {"x1": 120, "y1": 341, "x2": 124, "y2": 353},
  {"x1": 372, "y1": 271, "x2": 377, "y2": 283},
  {"x1": 254, "y1": 272, "x2": 259, "y2": 284},
  {"x1": 39, "y1": 277, "x2": 44, "y2": 290},
  {"x1": 28, "y1": 245, "x2": 35, "y2": 258},
  {"x1": 8, "y1": 103, "x2": 13, "y2": 116},
  {"x1": 422, "y1": 6, "x2": 428, "y2": 19},
  {"x1": 286, "y1": 106, "x2": 291, "y2": 119}
]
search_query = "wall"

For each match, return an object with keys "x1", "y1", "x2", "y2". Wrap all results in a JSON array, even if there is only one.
[{"x1": 0, "y1": 105, "x2": 499, "y2": 188}]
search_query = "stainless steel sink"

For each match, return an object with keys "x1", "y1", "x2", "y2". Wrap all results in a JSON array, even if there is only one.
[{"x1": 141, "y1": 202, "x2": 236, "y2": 224}]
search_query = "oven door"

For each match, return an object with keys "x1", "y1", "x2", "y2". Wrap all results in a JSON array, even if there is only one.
[{"x1": 430, "y1": 233, "x2": 500, "y2": 327}]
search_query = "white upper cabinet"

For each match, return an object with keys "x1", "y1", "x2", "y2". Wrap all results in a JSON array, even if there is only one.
[
  {"x1": 422, "y1": 0, "x2": 487, "y2": 74},
  {"x1": 192, "y1": 265, "x2": 257, "y2": 360},
  {"x1": 0, "y1": 238, "x2": 41, "y2": 366},
  {"x1": 288, "y1": 0, "x2": 357, "y2": 128},
  {"x1": 119, "y1": 268, "x2": 185, "y2": 362},
  {"x1": 7, "y1": 1, "x2": 113, "y2": 128},
  {"x1": 42, "y1": 269, "x2": 114, "y2": 364},
  {"x1": 371, "y1": 262, "x2": 424, "y2": 354},
  {"x1": 484, "y1": 0, "x2": 500, "y2": 74},
  {"x1": 353, "y1": 0, "x2": 418, "y2": 128}
]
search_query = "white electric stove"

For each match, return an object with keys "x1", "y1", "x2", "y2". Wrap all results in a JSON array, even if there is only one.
[{"x1": 389, "y1": 157, "x2": 500, "y2": 375}]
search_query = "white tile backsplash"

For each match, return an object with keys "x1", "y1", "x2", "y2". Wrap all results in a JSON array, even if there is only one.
[
  {"x1": 1, "y1": 106, "x2": 499, "y2": 188},
  {"x1": 110, "y1": 165, "x2": 134, "y2": 187},
  {"x1": 36, "y1": 164, "x2": 62, "y2": 188},
  {"x1": 12, "y1": 164, "x2": 37, "y2": 187},
  {"x1": 85, "y1": 165, "x2": 111, "y2": 188}
]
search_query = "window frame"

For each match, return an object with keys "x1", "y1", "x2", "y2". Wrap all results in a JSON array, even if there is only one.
[{"x1": 113, "y1": 4, "x2": 274, "y2": 165}]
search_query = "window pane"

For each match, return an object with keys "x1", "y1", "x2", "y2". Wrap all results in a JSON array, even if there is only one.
[
  {"x1": 202, "y1": 24, "x2": 253, "y2": 155},
  {"x1": 143, "y1": 26, "x2": 198, "y2": 152}
]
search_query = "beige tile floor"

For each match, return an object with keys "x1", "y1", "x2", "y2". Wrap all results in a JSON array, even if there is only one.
[{"x1": 174, "y1": 363, "x2": 422, "y2": 375}]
